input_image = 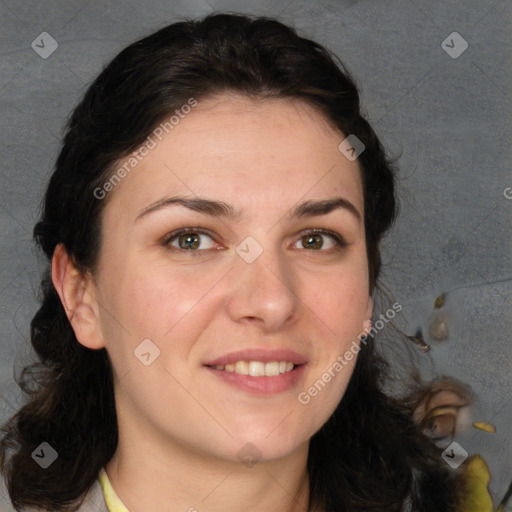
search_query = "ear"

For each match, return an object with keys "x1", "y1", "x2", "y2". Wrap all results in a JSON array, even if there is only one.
[
  {"x1": 51, "y1": 243, "x2": 105, "y2": 350},
  {"x1": 363, "y1": 296, "x2": 373, "y2": 333}
]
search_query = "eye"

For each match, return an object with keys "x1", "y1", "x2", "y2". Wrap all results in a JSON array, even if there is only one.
[
  {"x1": 293, "y1": 229, "x2": 347, "y2": 251},
  {"x1": 161, "y1": 227, "x2": 347, "y2": 255},
  {"x1": 163, "y1": 228, "x2": 217, "y2": 253}
]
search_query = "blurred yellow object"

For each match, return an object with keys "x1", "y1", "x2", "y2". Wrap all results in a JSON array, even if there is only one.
[
  {"x1": 459, "y1": 455, "x2": 493, "y2": 512},
  {"x1": 473, "y1": 422, "x2": 497, "y2": 434}
]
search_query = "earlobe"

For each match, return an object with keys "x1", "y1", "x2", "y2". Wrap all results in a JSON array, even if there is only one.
[
  {"x1": 363, "y1": 296, "x2": 374, "y2": 333},
  {"x1": 51, "y1": 243, "x2": 105, "y2": 350}
]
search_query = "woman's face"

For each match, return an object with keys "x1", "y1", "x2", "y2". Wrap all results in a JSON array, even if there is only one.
[{"x1": 85, "y1": 93, "x2": 372, "y2": 463}]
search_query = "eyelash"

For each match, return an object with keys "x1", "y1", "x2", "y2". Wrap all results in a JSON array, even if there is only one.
[{"x1": 161, "y1": 227, "x2": 347, "y2": 256}]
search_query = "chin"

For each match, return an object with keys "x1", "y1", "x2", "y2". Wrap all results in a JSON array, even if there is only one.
[{"x1": 229, "y1": 422, "x2": 310, "y2": 459}]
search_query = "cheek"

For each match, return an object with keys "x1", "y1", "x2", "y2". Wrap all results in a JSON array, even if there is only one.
[
  {"x1": 124, "y1": 269, "x2": 209, "y2": 337},
  {"x1": 297, "y1": 352, "x2": 358, "y2": 438},
  {"x1": 105, "y1": 261, "x2": 227, "y2": 359},
  {"x1": 306, "y1": 269, "x2": 369, "y2": 337},
  {"x1": 300, "y1": 266, "x2": 368, "y2": 417}
]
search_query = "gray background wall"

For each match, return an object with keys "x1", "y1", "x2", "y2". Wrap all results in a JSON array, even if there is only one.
[{"x1": 0, "y1": 0, "x2": 510, "y2": 509}]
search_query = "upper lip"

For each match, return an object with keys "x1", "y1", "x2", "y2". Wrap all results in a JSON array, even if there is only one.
[{"x1": 204, "y1": 349, "x2": 308, "y2": 366}]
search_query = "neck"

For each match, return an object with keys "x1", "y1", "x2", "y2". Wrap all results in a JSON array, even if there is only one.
[{"x1": 105, "y1": 420, "x2": 313, "y2": 512}]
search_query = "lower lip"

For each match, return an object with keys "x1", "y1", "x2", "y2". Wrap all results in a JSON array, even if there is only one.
[{"x1": 205, "y1": 364, "x2": 307, "y2": 395}]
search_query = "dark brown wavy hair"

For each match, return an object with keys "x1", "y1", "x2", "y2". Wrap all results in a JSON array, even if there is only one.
[{"x1": 0, "y1": 12, "x2": 466, "y2": 511}]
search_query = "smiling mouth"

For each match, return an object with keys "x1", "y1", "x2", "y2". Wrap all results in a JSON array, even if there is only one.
[{"x1": 207, "y1": 361, "x2": 297, "y2": 377}]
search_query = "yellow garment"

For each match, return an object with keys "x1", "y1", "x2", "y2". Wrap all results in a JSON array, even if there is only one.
[
  {"x1": 96, "y1": 457, "x2": 498, "y2": 512},
  {"x1": 459, "y1": 455, "x2": 494, "y2": 512},
  {"x1": 98, "y1": 467, "x2": 130, "y2": 512}
]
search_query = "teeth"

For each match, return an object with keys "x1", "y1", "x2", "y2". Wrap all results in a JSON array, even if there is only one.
[
  {"x1": 249, "y1": 361, "x2": 264, "y2": 376},
  {"x1": 264, "y1": 361, "x2": 279, "y2": 376},
  {"x1": 212, "y1": 361, "x2": 296, "y2": 376},
  {"x1": 235, "y1": 361, "x2": 249, "y2": 375}
]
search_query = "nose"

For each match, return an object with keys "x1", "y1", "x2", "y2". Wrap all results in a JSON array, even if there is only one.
[{"x1": 226, "y1": 241, "x2": 299, "y2": 332}]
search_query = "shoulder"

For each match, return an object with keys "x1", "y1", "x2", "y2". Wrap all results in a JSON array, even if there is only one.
[{"x1": 0, "y1": 475, "x2": 108, "y2": 512}]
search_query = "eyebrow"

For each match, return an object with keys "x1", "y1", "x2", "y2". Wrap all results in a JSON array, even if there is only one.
[{"x1": 135, "y1": 195, "x2": 362, "y2": 222}]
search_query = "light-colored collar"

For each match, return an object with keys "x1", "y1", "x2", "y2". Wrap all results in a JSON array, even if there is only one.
[{"x1": 98, "y1": 467, "x2": 130, "y2": 512}]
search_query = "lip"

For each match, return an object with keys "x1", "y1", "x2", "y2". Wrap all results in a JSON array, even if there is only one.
[
  {"x1": 203, "y1": 348, "x2": 308, "y2": 367},
  {"x1": 205, "y1": 364, "x2": 307, "y2": 395},
  {"x1": 203, "y1": 348, "x2": 308, "y2": 396}
]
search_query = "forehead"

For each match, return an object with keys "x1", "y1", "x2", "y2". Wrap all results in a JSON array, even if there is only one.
[{"x1": 103, "y1": 93, "x2": 364, "y2": 223}]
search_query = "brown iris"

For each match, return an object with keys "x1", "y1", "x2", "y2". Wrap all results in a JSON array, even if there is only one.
[{"x1": 303, "y1": 234, "x2": 323, "y2": 249}]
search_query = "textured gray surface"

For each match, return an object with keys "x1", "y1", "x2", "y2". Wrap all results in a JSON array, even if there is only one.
[{"x1": 0, "y1": 0, "x2": 511, "y2": 509}]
